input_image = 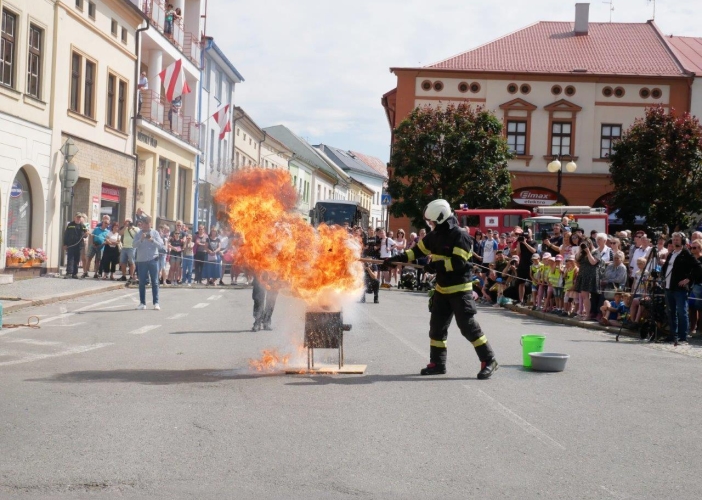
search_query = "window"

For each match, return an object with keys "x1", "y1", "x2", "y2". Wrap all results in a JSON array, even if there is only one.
[
  {"x1": 503, "y1": 215, "x2": 522, "y2": 228},
  {"x1": 177, "y1": 167, "x2": 187, "y2": 220},
  {"x1": 506, "y1": 121, "x2": 527, "y2": 155},
  {"x1": 1, "y1": 9, "x2": 17, "y2": 87},
  {"x1": 106, "y1": 74, "x2": 115, "y2": 127},
  {"x1": 214, "y1": 70, "x2": 221, "y2": 99},
  {"x1": 70, "y1": 52, "x2": 82, "y2": 111},
  {"x1": 600, "y1": 124, "x2": 621, "y2": 158},
  {"x1": 111, "y1": 19, "x2": 117, "y2": 36},
  {"x1": 121, "y1": 27, "x2": 127, "y2": 43},
  {"x1": 157, "y1": 158, "x2": 170, "y2": 218},
  {"x1": 243, "y1": 132, "x2": 246, "y2": 141},
  {"x1": 27, "y1": 24, "x2": 43, "y2": 99},
  {"x1": 83, "y1": 59, "x2": 95, "y2": 118},
  {"x1": 236, "y1": 127, "x2": 239, "y2": 136},
  {"x1": 117, "y1": 80, "x2": 126, "y2": 131},
  {"x1": 75, "y1": 0, "x2": 84, "y2": 10},
  {"x1": 209, "y1": 129, "x2": 215, "y2": 165},
  {"x1": 551, "y1": 122, "x2": 572, "y2": 156},
  {"x1": 235, "y1": 151, "x2": 239, "y2": 167},
  {"x1": 88, "y1": 1, "x2": 96, "y2": 19},
  {"x1": 7, "y1": 168, "x2": 32, "y2": 248}
]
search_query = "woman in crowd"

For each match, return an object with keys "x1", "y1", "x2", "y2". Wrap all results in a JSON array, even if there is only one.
[
  {"x1": 689, "y1": 240, "x2": 702, "y2": 336},
  {"x1": 193, "y1": 224, "x2": 208, "y2": 284},
  {"x1": 596, "y1": 233, "x2": 613, "y2": 263},
  {"x1": 390, "y1": 229, "x2": 407, "y2": 287},
  {"x1": 472, "y1": 230, "x2": 484, "y2": 269},
  {"x1": 181, "y1": 234, "x2": 194, "y2": 286},
  {"x1": 158, "y1": 224, "x2": 170, "y2": 285},
  {"x1": 202, "y1": 227, "x2": 221, "y2": 286},
  {"x1": 560, "y1": 232, "x2": 579, "y2": 261},
  {"x1": 100, "y1": 222, "x2": 121, "y2": 280},
  {"x1": 574, "y1": 237, "x2": 602, "y2": 321},
  {"x1": 167, "y1": 222, "x2": 184, "y2": 285}
]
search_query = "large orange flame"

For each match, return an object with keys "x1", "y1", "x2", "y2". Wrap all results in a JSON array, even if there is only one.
[
  {"x1": 248, "y1": 349, "x2": 291, "y2": 372},
  {"x1": 215, "y1": 168, "x2": 363, "y2": 307}
]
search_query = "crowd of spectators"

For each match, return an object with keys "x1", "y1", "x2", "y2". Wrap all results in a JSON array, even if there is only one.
[{"x1": 62, "y1": 210, "x2": 252, "y2": 287}]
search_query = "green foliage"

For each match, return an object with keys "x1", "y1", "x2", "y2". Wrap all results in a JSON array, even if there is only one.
[
  {"x1": 387, "y1": 103, "x2": 513, "y2": 228},
  {"x1": 609, "y1": 106, "x2": 702, "y2": 230}
]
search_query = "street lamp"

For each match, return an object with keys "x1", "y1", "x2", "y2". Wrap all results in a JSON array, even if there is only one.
[{"x1": 547, "y1": 155, "x2": 577, "y2": 199}]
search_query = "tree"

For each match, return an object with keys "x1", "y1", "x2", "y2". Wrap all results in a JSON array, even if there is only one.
[
  {"x1": 609, "y1": 106, "x2": 702, "y2": 230},
  {"x1": 387, "y1": 103, "x2": 513, "y2": 229}
]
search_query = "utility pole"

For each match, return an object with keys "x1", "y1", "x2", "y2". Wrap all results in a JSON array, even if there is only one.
[{"x1": 58, "y1": 138, "x2": 79, "y2": 271}]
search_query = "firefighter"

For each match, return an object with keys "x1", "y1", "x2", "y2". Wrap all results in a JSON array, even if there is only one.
[
  {"x1": 385, "y1": 199, "x2": 498, "y2": 379},
  {"x1": 252, "y1": 271, "x2": 280, "y2": 332}
]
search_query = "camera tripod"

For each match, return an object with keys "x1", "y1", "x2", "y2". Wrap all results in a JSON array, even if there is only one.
[{"x1": 616, "y1": 246, "x2": 660, "y2": 342}]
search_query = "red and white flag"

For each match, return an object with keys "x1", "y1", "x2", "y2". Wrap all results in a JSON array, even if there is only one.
[
  {"x1": 212, "y1": 104, "x2": 231, "y2": 139},
  {"x1": 159, "y1": 59, "x2": 191, "y2": 102}
]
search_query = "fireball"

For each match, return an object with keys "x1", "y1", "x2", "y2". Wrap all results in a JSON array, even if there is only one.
[{"x1": 215, "y1": 168, "x2": 364, "y2": 307}]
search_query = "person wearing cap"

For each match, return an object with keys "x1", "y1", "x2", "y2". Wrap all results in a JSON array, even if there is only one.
[
  {"x1": 514, "y1": 227, "x2": 537, "y2": 306},
  {"x1": 542, "y1": 254, "x2": 558, "y2": 313},
  {"x1": 563, "y1": 256, "x2": 579, "y2": 317},
  {"x1": 63, "y1": 212, "x2": 88, "y2": 279},
  {"x1": 119, "y1": 217, "x2": 137, "y2": 282},
  {"x1": 529, "y1": 254, "x2": 543, "y2": 308},
  {"x1": 549, "y1": 255, "x2": 565, "y2": 314}
]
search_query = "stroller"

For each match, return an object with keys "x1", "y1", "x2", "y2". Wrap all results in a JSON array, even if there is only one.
[{"x1": 398, "y1": 267, "x2": 418, "y2": 291}]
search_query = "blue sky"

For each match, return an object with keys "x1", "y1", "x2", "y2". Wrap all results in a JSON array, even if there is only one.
[{"x1": 208, "y1": 0, "x2": 699, "y2": 163}]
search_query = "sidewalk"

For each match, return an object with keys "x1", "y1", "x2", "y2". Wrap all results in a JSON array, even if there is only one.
[{"x1": 0, "y1": 276, "x2": 127, "y2": 313}]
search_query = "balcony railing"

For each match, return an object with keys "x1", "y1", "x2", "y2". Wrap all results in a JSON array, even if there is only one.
[
  {"x1": 139, "y1": 90, "x2": 199, "y2": 149},
  {"x1": 135, "y1": 0, "x2": 201, "y2": 68}
]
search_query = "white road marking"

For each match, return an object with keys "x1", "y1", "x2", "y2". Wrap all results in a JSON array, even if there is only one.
[
  {"x1": 129, "y1": 325, "x2": 161, "y2": 335},
  {"x1": 0, "y1": 343, "x2": 112, "y2": 367},
  {"x1": 167, "y1": 313, "x2": 188, "y2": 320},
  {"x1": 193, "y1": 303, "x2": 210, "y2": 309},
  {"x1": 207, "y1": 295, "x2": 222, "y2": 301},
  {"x1": 96, "y1": 304, "x2": 132, "y2": 310},
  {"x1": 4, "y1": 339, "x2": 63, "y2": 346},
  {"x1": 40, "y1": 322, "x2": 86, "y2": 327},
  {"x1": 469, "y1": 387, "x2": 566, "y2": 450}
]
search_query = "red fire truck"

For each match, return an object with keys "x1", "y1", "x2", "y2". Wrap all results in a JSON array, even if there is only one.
[{"x1": 455, "y1": 206, "x2": 608, "y2": 241}]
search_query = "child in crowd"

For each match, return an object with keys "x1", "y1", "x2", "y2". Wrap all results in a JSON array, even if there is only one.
[
  {"x1": 529, "y1": 254, "x2": 542, "y2": 308},
  {"x1": 534, "y1": 252, "x2": 552, "y2": 311},
  {"x1": 600, "y1": 293, "x2": 631, "y2": 327},
  {"x1": 563, "y1": 256, "x2": 579, "y2": 317},
  {"x1": 550, "y1": 255, "x2": 565, "y2": 314},
  {"x1": 542, "y1": 254, "x2": 558, "y2": 313}
]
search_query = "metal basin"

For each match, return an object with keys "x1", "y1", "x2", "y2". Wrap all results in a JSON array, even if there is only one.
[{"x1": 529, "y1": 352, "x2": 570, "y2": 372}]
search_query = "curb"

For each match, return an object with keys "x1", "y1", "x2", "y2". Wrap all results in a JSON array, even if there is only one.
[
  {"x1": 503, "y1": 303, "x2": 639, "y2": 338},
  {"x1": 2, "y1": 283, "x2": 128, "y2": 314}
]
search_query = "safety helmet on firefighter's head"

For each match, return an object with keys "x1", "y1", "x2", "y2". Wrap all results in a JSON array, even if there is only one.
[{"x1": 423, "y1": 199, "x2": 452, "y2": 225}]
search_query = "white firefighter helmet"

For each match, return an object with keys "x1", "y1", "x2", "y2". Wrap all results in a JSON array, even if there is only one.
[{"x1": 423, "y1": 199, "x2": 452, "y2": 224}]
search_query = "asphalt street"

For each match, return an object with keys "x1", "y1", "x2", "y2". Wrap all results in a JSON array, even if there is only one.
[{"x1": 1, "y1": 285, "x2": 701, "y2": 499}]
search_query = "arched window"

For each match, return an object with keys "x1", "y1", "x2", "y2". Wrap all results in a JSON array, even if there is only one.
[{"x1": 7, "y1": 168, "x2": 32, "y2": 248}]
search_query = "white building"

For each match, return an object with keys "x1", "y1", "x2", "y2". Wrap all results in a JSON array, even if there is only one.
[
  {"x1": 198, "y1": 39, "x2": 243, "y2": 228},
  {"x1": 0, "y1": 0, "x2": 56, "y2": 273}
]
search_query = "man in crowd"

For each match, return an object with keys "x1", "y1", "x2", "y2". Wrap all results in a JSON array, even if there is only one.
[
  {"x1": 133, "y1": 216, "x2": 164, "y2": 310},
  {"x1": 482, "y1": 230, "x2": 498, "y2": 268},
  {"x1": 119, "y1": 217, "x2": 137, "y2": 282},
  {"x1": 63, "y1": 212, "x2": 88, "y2": 279},
  {"x1": 630, "y1": 233, "x2": 652, "y2": 278},
  {"x1": 542, "y1": 223, "x2": 564, "y2": 255},
  {"x1": 660, "y1": 232, "x2": 702, "y2": 344},
  {"x1": 86, "y1": 215, "x2": 110, "y2": 278},
  {"x1": 385, "y1": 199, "x2": 498, "y2": 380}
]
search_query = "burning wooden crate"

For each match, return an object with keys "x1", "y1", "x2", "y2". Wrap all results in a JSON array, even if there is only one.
[{"x1": 304, "y1": 311, "x2": 352, "y2": 370}]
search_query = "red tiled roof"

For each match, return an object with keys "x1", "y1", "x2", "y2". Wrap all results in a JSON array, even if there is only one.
[
  {"x1": 349, "y1": 151, "x2": 387, "y2": 178},
  {"x1": 425, "y1": 21, "x2": 685, "y2": 77},
  {"x1": 665, "y1": 36, "x2": 702, "y2": 74}
]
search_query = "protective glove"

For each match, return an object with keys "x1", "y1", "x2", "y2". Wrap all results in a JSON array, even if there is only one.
[{"x1": 382, "y1": 255, "x2": 402, "y2": 268}]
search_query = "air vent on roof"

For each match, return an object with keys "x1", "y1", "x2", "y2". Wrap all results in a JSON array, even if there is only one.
[
  {"x1": 348, "y1": 152, "x2": 357, "y2": 158},
  {"x1": 572, "y1": 68, "x2": 587, "y2": 73}
]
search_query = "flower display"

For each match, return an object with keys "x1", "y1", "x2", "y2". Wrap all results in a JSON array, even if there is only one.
[{"x1": 5, "y1": 247, "x2": 46, "y2": 266}]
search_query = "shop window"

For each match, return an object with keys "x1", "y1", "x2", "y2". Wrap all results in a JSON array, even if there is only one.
[{"x1": 7, "y1": 168, "x2": 32, "y2": 248}]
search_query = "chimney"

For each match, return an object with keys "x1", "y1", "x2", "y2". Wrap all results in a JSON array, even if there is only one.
[{"x1": 574, "y1": 3, "x2": 590, "y2": 36}]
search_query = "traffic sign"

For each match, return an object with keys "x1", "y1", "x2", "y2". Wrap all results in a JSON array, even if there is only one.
[
  {"x1": 60, "y1": 162, "x2": 79, "y2": 188},
  {"x1": 381, "y1": 193, "x2": 392, "y2": 206}
]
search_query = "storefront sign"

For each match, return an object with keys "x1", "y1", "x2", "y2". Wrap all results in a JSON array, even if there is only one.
[
  {"x1": 10, "y1": 180, "x2": 23, "y2": 198},
  {"x1": 512, "y1": 187, "x2": 559, "y2": 206},
  {"x1": 137, "y1": 131, "x2": 158, "y2": 147},
  {"x1": 91, "y1": 196, "x2": 100, "y2": 228},
  {"x1": 101, "y1": 184, "x2": 120, "y2": 202}
]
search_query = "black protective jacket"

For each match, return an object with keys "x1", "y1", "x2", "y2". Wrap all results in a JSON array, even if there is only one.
[
  {"x1": 397, "y1": 216, "x2": 474, "y2": 294},
  {"x1": 63, "y1": 221, "x2": 87, "y2": 247},
  {"x1": 660, "y1": 247, "x2": 702, "y2": 292}
]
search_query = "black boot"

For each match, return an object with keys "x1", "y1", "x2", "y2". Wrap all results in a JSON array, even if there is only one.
[
  {"x1": 252, "y1": 322, "x2": 261, "y2": 332},
  {"x1": 477, "y1": 359, "x2": 498, "y2": 380},
  {"x1": 420, "y1": 363, "x2": 446, "y2": 375},
  {"x1": 360, "y1": 295, "x2": 366, "y2": 303},
  {"x1": 374, "y1": 295, "x2": 379, "y2": 304}
]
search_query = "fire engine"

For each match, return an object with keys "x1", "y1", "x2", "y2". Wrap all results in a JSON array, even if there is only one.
[{"x1": 455, "y1": 206, "x2": 608, "y2": 241}]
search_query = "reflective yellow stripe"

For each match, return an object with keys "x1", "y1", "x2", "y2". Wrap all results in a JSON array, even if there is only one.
[
  {"x1": 417, "y1": 240, "x2": 430, "y2": 255},
  {"x1": 430, "y1": 254, "x2": 453, "y2": 272},
  {"x1": 434, "y1": 282, "x2": 473, "y2": 294},
  {"x1": 471, "y1": 335, "x2": 487, "y2": 347},
  {"x1": 453, "y1": 247, "x2": 472, "y2": 261},
  {"x1": 445, "y1": 259, "x2": 453, "y2": 272},
  {"x1": 430, "y1": 339, "x2": 447, "y2": 348},
  {"x1": 405, "y1": 249, "x2": 415, "y2": 262}
]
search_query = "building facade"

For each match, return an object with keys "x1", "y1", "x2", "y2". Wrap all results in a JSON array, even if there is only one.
[
  {"x1": 383, "y1": 4, "x2": 695, "y2": 229},
  {"x1": 132, "y1": 0, "x2": 204, "y2": 229},
  {"x1": 198, "y1": 40, "x2": 243, "y2": 228},
  {"x1": 45, "y1": 0, "x2": 146, "y2": 269},
  {"x1": 0, "y1": 0, "x2": 56, "y2": 271}
]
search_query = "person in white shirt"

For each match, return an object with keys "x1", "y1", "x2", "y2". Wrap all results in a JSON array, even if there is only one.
[
  {"x1": 631, "y1": 235, "x2": 652, "y2": 277},
  {"x1": 137, "y1": 71, "x2": 148, "y2": 115},
  {"x1": 376, "y1": 229, "x2": 395, "y2": 287},
  {"x1": 482, "y1": 230, "x2": 498, "y2": 265}
]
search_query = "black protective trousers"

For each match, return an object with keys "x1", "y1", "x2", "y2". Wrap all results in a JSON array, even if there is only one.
[
  {"x1": 252, "y1": 278, "x2": 279, "y2": 327},
  {"x1": 429, "y1": 291, "x2": 495, "y2": 366}
]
